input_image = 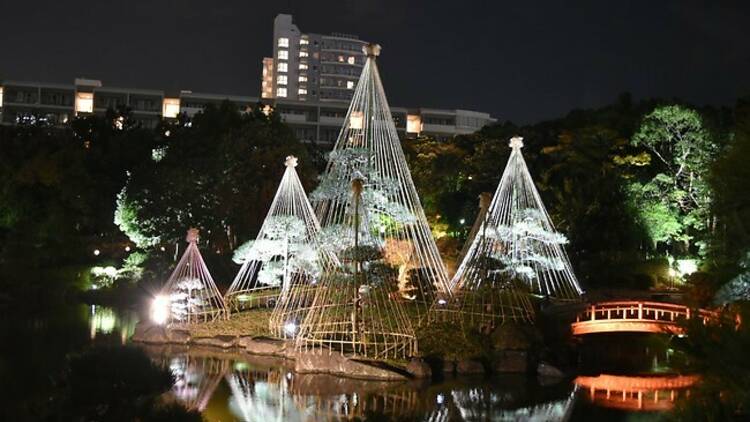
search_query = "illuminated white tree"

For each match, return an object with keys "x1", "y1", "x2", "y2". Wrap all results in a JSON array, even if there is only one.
[
  {"x1": 152, "y1": 228, "x2": 227, "y2": 324},
  {"x1": 311, "y1": 44, "x2": 450, "y2": 316}
]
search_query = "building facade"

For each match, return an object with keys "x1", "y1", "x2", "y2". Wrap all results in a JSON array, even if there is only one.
[
  {"x1": 264, "y1": 14, "x2": 367, "y2": 103},
  {"x1": 0, "y1": 78, "x2": 496, "y2": 144}
]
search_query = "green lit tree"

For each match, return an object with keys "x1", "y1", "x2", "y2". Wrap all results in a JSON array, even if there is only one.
[{"x1": 628, "y1": 105, "x2": 718, "y2": 256}]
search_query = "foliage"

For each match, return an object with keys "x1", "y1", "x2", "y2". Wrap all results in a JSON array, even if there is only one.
[
  {"x1": 115, "y1": 102, "x2": 317, "y2": 253},
  {"x1": 668, "y1": 305, "x2": 750, "y2": 421},
  {"x1": 628, "y1": 105, "x2": 718, "y2": 255},
  {"x1": 714, "y1": 252, "x2": 750, "y2": 305}
]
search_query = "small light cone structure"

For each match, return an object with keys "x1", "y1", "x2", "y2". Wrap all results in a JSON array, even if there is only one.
[
  {"x1": 432, "y1": 189, "x2": 536, "y2": 329},
  {"x1": 297, "y1": 178, "x2": 418, "y2": 359},
  {"x1": 310, "y1": 43, "x2": 450, "y2": 319},
  {"x1": 225, "y1": 156, "x2": 336, "y2": 334},
  {"x1": 155, "y1": 228, "x2": 227, "y2": 324},
  {"x1": 451, "y1": 137, "x2": 583, "y2": 301}
]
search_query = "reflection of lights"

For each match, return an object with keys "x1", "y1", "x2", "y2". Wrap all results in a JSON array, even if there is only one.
[
  {"x1": 151, "y1": 295, "x2": 170, "y2": 325},
  {"x1": 89, "y1": 305, "x2": 117, "y2": 339},
  {"x1": 436, "y1": 393, "x2": 445, "y2": 404},
  {"x1": 283, "y1": 322, "x2": 298, "y2": 336},
  {"x1": 93, "y1": 249, "x2": 101, "y2": 256}
]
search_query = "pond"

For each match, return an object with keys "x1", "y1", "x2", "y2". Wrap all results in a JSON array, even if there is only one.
[{"x1": 0, "y1": 304, "x2": 695, "y2": 421}]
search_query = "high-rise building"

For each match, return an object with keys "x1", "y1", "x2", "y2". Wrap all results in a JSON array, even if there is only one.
[{"x1": 263, "y1": 14, "x2": 367, "y2": 103}]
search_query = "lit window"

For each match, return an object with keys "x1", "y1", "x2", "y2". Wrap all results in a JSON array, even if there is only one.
[
  {"x1": 347, "y1": 56, "x2": 355, "y2": 65},
  {"x1": 278, "y1": 62, "x2": 288, "y2": 72},
  {"x1": 162, "y1": 98, "x2": 180, "y2": 118},
  {"x1": 278, "y1": 37, "x2": 289, "y2": 47},
  {"x1": 277, "y1": 75, "x2": 288, "y2": 85},
  {"x1": 299, "y1": 63, "x2": 308, "y2": 70},
  {"x1": 299, "y1": 50, "x2": 308, "y2": 58},
  {"x1": 338, "y1": 55, "x2": 345, "y2": 62},
  {"x1": 350, "y1": 111, "x2": 364, "y2": 129},
  {"x1": 75, "y1": 92, "x2": 94, "y2": 114},
  {"x1": 300, "y1": 38, "x2": 309, "y2": 45},
  {"x1": 407, "y1": 114, "x2": 423, "y2": 134},
  {"x1": 278, "y1": 49, "x2": 288, "y2": 60},
  {"x1": 277, "y1": 87, "x2": 287, "y2": 97},
  {"x1": 299, "y1": 75, "x2": 307, "y2": 82},
  {"x1": 347, "y1": 81, "x2": 355, "y2": 89},
  {"x1": 298, "y1": 88, "x2": 307, "y2": 95}
]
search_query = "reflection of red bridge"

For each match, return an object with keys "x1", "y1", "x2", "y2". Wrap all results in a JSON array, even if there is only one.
[
  {"x1": 571, "y1": 301, "x2": 715, "y2": 336},
  {"x1": 575, "y1": 374, "x2": 699, "y2": 411}
]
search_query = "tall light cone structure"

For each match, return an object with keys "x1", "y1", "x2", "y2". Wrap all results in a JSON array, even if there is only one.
[
  {"x1": 225, "y1": 156, "x2": 335, "y2": 326},
  {"x1": 451, "y1": 137, "x2": 583, "y2": 300},
  {"x1": 152, "y1": 228, "x2": 227, "y2": 325},
  {"x1": 310, "y1": 44, "x2": 450, "y2": 316},
  {"x1": 297, "y1": 178, "x2": 418, "y2": 359}
]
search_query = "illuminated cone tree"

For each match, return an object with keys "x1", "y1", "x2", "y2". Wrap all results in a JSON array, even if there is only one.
[
  {"x1": 450, "y1": 137, "x2": 583, "y2": 302},
  {"x1": 152, "y1": 228, "x2": 227, "y2": 324},
  {"x1": 225, "y1": 156, "x2": 334, "y2": 326},
  {"x1": 297, "y1": 178, "x2": 418, "y2": 359},
  {"x1": 311, "y1": 44, "x2": 450, "y2": 317}
]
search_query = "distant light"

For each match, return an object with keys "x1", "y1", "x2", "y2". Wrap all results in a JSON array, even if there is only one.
[
  {"x1": 151, "y1": 295, "x2": 170, "y2": 325},
  {"x1": 93, "y1": 249, "x2": 101, "y2": 256},
  {"x1": 236, "y1": 294, "x2": 251, "y2": 303},
  {"x1": 284, "y1": 321, "x2": 298, "y2": 336},
  {"x1": 125, "y1": 246, "x2": 131, "y2": 252},
  {"x1": 677, "y1": 259, "x2": 698, "y2": 277},
  {"x1": 437, "y1": 393, "x2": 445, "y2": 405},
  {"x1": 467, "y1": 176, "x2": 473, "y2": 180},
  {"x1": 286, "y1": 372, "x2": 292, "y2": 380},
  {"x1": 437, "y1": 299, "x2": 447, "y2": 306},
  {"x1": 160, "y1": 246, "x2": 166, "y2": 252},
  {"x1": 459, "y1": 219, "x2": 466, "y2": 225}
]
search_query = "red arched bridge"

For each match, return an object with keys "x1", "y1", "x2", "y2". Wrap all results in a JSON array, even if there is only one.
[
  {"x1": 575, "y1": 374, "x2": 699, "y2": 411},
  {"x1": 571, "y1": 301, "x2": 716, "y2": 336}
]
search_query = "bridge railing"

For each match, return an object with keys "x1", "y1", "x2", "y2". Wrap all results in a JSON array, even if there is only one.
[{"x1": 575, "y1": 301, "x2": 715, "y2": 325}]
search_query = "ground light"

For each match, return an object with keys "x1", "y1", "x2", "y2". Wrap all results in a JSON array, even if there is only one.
[{"x1": 151, "y1": 295, "x2": 170, "y2": 325}]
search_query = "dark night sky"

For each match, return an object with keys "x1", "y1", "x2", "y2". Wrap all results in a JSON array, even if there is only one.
[{"x1": 1, "y1": 1, "x2": 749, "y2": 123}]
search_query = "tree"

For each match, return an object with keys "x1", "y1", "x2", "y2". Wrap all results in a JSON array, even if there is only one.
[{"x1": 629, "y1": 105, "x2": 718, "y2": 255}]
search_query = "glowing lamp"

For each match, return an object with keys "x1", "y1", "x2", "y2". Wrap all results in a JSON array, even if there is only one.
[
  {"x1": 283, "y1": 321, "x2": 298, "y2": 336},
  {"x1": 676, "y1": 259, "x2": 698, "y2": 277},
  {"x1": 93, "y1": 249, "x2": 101, "y2": 256},
  {"x1": 151, "y1": 295, "x2": 170, "y2": 325}
]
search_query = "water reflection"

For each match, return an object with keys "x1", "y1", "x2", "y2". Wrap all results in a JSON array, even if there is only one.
[
  {"x1": 574, "y1": 374, "x2": 699, "y2": 412},
  {"x1": 140, "y1": 345, "x2": 579, "y2": 421},
  {"x1": 88, "y1": 305, "x2": 138, "y2": 343}
]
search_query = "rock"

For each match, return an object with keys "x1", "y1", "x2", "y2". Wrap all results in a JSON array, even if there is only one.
[
  {"x1": 493, "y1": 350, "x2": 528, "y2": 373},
  {"x1": 456, "y1": 359, "x2": 485, "y2": 375},
  {"x1": 537, "y1": 362, "x2": 565, "y2": 378},
  {"x1": 166, "y1": 329, "x2": 191, "y2": 344},
  {"x1": 238, "y1": 336, "x2": 285, "y2": 355},
  {"x1": 131, "y1": 321, "x2": 168, "y2": 344},
  {"x1": 294, "y1": 351, "x2": 406, "y2": 381},
  {"x1": 193, "y1": 335, "x2": 237, "y2": 349},
  {"x1": 406, "y1": 358, "x2": 432, "y2": 378}
]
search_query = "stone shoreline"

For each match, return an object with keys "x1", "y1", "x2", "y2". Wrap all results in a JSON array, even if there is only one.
[{"x1": 131, "y1": 320, "x2": 415, "y2": 381}]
